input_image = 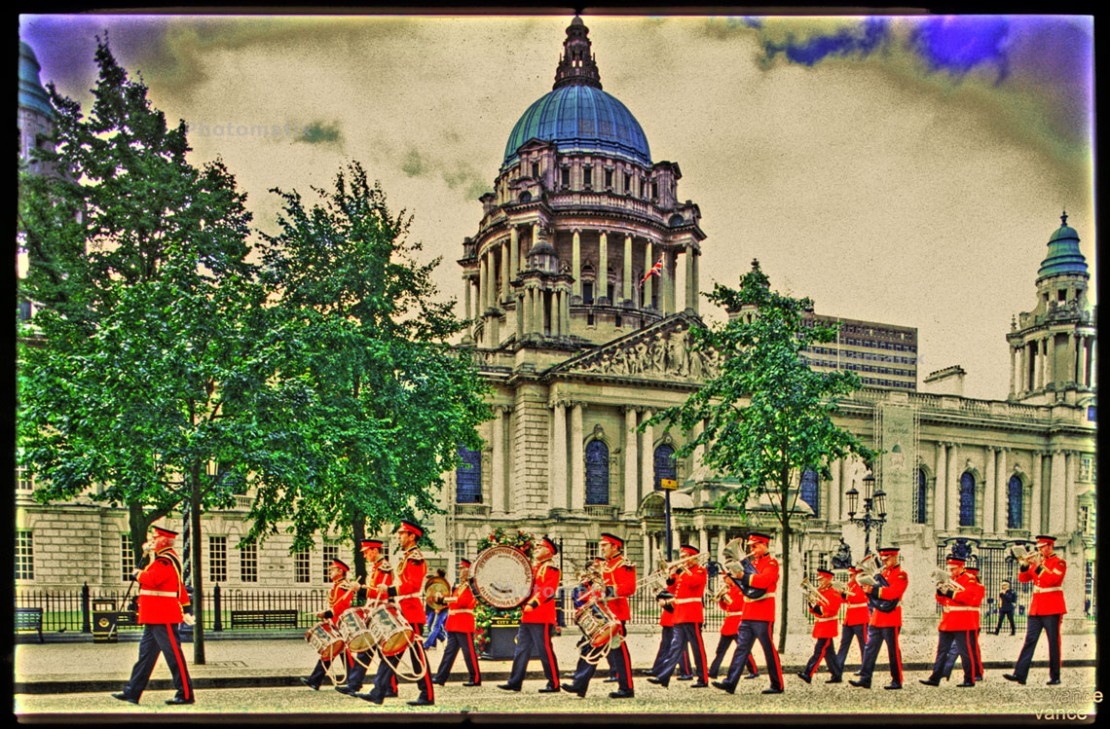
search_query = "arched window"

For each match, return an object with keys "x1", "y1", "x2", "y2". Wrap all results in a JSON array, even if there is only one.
[
  {"x1": 959, "y1": 471, "x2": 976, "y2": 527},
  {"x1": 1007, "y1": 475, "x2": 1024, "y2": 529},
  {"x1": 799, "y1": 468, "x2": 819, "y2": 518},
  {"x1": 653, "y1": 444, "x2": 676, "y2": 490},
  {"x1": 914, "y1": 468, "x2": 928, "y2": 524},
  {"x1": 455, "y1": 446, "x2": 482, "y2": 504},
  {"x1": 585, "y1": 440, "x2": 609, "y2": 505}
]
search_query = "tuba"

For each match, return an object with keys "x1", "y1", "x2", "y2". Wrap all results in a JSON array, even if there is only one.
[
  {"x1": 722, "y1": 538, "x2": 766, "y2": 600},
  {"x1": 855, "y1": 554, "x2": 899, "y2": 613}
]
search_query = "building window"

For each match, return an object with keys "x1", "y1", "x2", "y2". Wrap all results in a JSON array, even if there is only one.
[
  {"x1": 583, "y1": 281, "x2": 594, "y2": 305},
  {"x1": 624, "y1": 173, "x2": 631, "y2": 193},
  {"x1": 1007, "y1": 475, "x2": 1024, "y2": 530},
  {"x1": 531, "y1": 162, "x2": 539, "y2": 179},
  {"x1": 456, "y1": 446, "x2": 482, "y2": 504},
  {"x1": 294, "y1": 550, "x2": 311, "y2": 583},
  {"x1": 605, "y1": 168, "x2": 613, "y2": 188},
  {"x1": 322, "y1": 545, "x2": 338, "y2": 583},
  {"x1": 585, "y1": 539, "x2": 599, "y2": 562},
  {"x1": 15, "y1": 531, "x2": 34, "y2": 580},
  {"x1": 653, "y1": 444, "x2": 677, "y2": 490},
  {"x1": 585, "y1": 439, "x2": 610, "y2": 505},
  {"x1": 209, "y1": 536, "x2": 227, "y2": 583},
  {"x1": 799, "y1": 468, "x2": 819, "y2": 518},
  {"x1": 959, "y1": 471, "x2": 976, "y2": 527},
  {"x1": 454, "y1": 540, "x2": 467, "y2": 570},
  {"x1": 913, "y1": 468, "x2": 928, "y2": 524},
  {"x1": 561, "y1": 167, "x2": 570, "y2": 188},
  {"x1": 583, "y1": 165, "x2": 592, "y2": 188},
  {"x1": 240, "y1": 541, "x2": 258, "y2": 583},
  {"x1": 120, "y1": 535, "x2": 135, "y2": 581},
  {"x1": 16, "y1": 465, "x2": 33, "y2": 492}
]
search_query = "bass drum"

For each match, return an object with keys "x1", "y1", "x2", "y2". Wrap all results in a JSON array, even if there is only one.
[{"x1": 470, "y1": 545, "x2": 535, "y2": 609}]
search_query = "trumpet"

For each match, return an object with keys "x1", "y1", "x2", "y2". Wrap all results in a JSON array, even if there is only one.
[
  {"x1": 1009, "y1": 543, "x2": 1039, "y2": 568},
  {"x1": 931, "y1": 568, "x2": 963, "y2": 595},
  {"x1": 800, "y1": 577, "x2": 828, "y2": 607}
]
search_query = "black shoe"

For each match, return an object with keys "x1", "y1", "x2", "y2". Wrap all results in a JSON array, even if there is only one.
[
  {"x1": 711, "y1": 680, "x2": 735, "y2": 694},
  {"x1": 647, "y1": 677, "x2": 668, "y2": 688},
  {"x1": 1046, "y1": 679, "x2": 1061, "y2": 686},
  {"x1": 497, "y1": 684, "x2": 520, "y2": 692},
  {"x1": 744, "y1": 672, "x2": 760, "y2": 680},
  {"x1": 463, "y1": 681, "x2": 480, "y2": 687},
  {"x1": 604, "y1": 676, "x2": 619, "y2": 683},
  {"x1": 431, "y1": 678, "x2": 445, "y2": 686},
  {"x1": 762, "y1": 687, "x2": 784, "y2": 694},
  {"x1": 976, "y1": 675, "x2": 984, "y2": 682},
  {"x1": 357, "y1": 692, "x2": 383, "y2": 705},
  {"x1": 111, "y1": 692, "x2": 138, "y2": 705},
  {"x1": 407, "y1": 697, "x2": 434, "y2": 707},
  {"x1": 300, "y1": 677, "x2": 320, "y2": 690},
  {"x1": 538, "y1": 686, "x2": 560, "y2": 693},
  {"x1": 1002, "y1": 674, "x2": 1026, "y2": 685},
  {"x1": 956, "y1": 681, "x2": 975, "y2": 688},
  {"x1": 826, "y1": 677, "x2": 843, "y2": 684},
  {"x1": 609, "y1": 689, "x2": 635, "y2": 699},
  {"x1": 849, "y1": 680, "x2": 870, "y2": 689},
  {"x1": 883, "y1": 683, "x2": 902, "y2": 690},
  {"x1": 561, "y1": 684, "x2": 586, "y2": 698},
  {"x1": 919, "y1": 679, "x2": 940, "y2": 687},
  {"x1": 796, "y1": 672, "x2": 812, "y2": 684},
  {"x1": 336, "y1": 685, "x2": 359, "y2": 695},
  {"x1": 676, "y1": 674, "x2": 693, "y2": 681},
  {"x1": 165, "y1": 697, "x2": 195, "y2": 705},
  {"x1": 690, "y1": 681, "x2": 709, "y2": 688}
]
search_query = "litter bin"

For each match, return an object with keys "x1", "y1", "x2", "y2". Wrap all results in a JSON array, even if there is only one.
[{"x1": 92, "y1": 599, "x2": 118, "y2": 643}]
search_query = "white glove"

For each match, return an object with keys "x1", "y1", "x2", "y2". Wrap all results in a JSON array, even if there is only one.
[{"x1": 182, "y1": 613, "x2": 196, "y2": 626}]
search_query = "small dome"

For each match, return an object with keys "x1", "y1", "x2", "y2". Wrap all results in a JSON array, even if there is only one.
[
  {"x1": 19, "y1": 41, "x2": 53, "y2": 118},
  {"x1": 1038, "y1": 212, "x2": 1089, "y2": 280}
]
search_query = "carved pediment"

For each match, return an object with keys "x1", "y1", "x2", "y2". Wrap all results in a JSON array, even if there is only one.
[{"x1": 547, "y1": 313, "x2": 720, "y2": 383}]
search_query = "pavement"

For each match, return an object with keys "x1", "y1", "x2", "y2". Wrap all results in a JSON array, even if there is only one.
[{"x1": 13, "y1": 627, "x2": 1097, "y2": 695}]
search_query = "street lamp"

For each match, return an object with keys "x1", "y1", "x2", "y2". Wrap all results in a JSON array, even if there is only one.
[{"x1": 846, "y1": 469, "x2": 887, "y2": 556}]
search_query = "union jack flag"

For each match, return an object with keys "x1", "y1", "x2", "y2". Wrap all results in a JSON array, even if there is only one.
[{"x1": 639, "y1": 254, "x2": 664, "y2": 286}]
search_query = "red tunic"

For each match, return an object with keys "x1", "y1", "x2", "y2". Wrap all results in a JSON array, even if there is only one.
[
  {"x1": 1019, "y1": 553, "x2": 1067, "y2": 616},
  {"x1": 740, "y1": 554, "x2": 779, "y2": 623},
  {"x1": 869, "y1": 565, "x2": 908, "y2": 628},
  {"x1": 841, "y1": 578, "x2": 870, "y2": 627},
  {"x1": 325, "y1": 580, "x2": 355, "y2": 627},
  {"x1": 668, "y1": 563, "x2": 706, "y2": 624},
  {"x1": 936, "y1": 572, "x2": 979, "y2": 631},
  {"x1": 369, "y1": 548, "x2": 425, "y2": 626},
  {"x1": 718, "y1": 580, "x2": 744, "y2": 636},
  {"x1": 809, "y1": 585, "x2": 843, "y2": 639},
  {"x1": 444, "y1": 581, "x2": 477, "y2": 633},
  {"x1": 658, "y1": 596, "x2": 676, "y2": 628},
  {"x1": 522, "y1": 560, "x2": 560, "y2": 624},
  {"x1": 966, "y1": 577, "x2": 985, "y2": 629},
  {"x1": 136, "y1": 548, "x2": 189, "y2": 625},
  {"x1": 601, "y1": 556, "x2": 636, "y2": 622}
]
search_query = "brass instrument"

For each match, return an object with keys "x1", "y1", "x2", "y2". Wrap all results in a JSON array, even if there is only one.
[
  {"x1": 713, "y1": 582, "x2": 731, "y2": 602},
  {"x1": 800, "y1": 576, "x2": 828, "y2": 607},
  {"x1": 637, "y1": 551, "x2": 709, "y2": 595},
  {"x1": 1009, "y1": 542, "x2": 1039, "y2": 568},
  {"x1": 720, "y1": 538, "x2": 750, "y2": 579},
  {"x1": 931, "y1": 568, "x2": 963, "y2": 595},
  {"x1": 829, "y1": 579, "x2": 848, "y2": 595},
  {"x1": 424, "y1": 575, "x2": 451, "y2": 612},
  {"x1": 854, "y1": 554, "x2": 899, "y2": 613}
]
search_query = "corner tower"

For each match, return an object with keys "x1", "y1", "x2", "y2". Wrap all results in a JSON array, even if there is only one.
[
  {"x1": 459, "y1": 16, "x2": 706, "y2": 356},
  {"x1": 1007, "y1": 212, "x2": 1096, "y2": 404}
]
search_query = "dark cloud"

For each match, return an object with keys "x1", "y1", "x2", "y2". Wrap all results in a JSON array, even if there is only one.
[
  {"x1": 295, "y1": 121, "x2": 341, "y2": 145},
  {"x1": 760, "y1": 17, "x2": 891, "y2": 66}
]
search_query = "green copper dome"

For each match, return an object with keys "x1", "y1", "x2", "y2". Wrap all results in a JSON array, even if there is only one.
[
  {"x1": 1038, "y1": 212, "x2": 1089, "y2": 280},
  {"x1": 19, "y1": 41, "x2": 53, "y2": 118}
]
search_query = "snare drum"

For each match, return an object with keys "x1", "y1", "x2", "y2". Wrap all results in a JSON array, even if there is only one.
[
  {"x1": 365, "y1": 605, "x2": 414, "y2": 657},
  {"x1": 304, "y1": 621, "x2": 345, "y2": 661},
  {"x1": 337, "y1": 607, "x2": 376, "y2": 653},
  {"x1": 574, "y1": 601, "x2": 622, "y2": 649}
]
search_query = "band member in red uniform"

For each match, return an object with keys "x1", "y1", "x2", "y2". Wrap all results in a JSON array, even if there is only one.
[
  {"x1": 338, "y1": 539, "x2": 395, "y2": 697},
  {"x1": 302, "y1": 558, "x2": 355, "y2": 689},
  {"x1": 920, "y1": 556, "x2": 979, "y2": 687},
  {"x1": 835, "y1": 566, "x2": 869, "y2": 674},
  {"x1": 650, "y1": 590, "x2": 693, "y2": 680},
  {"x1": 798, "y1": 568, "x2": 844, "y2": 684},
  {"x1": 498, "y1": 536, "x2": 561, "y2": 693},
  {"x1": 112, "y1": 526, "x2": 194, "y2": 706},
  {"x1": 962, "y1": 567, "x2": 985, "y2": 681},
  {"x1": 714, "y1": 532, "x2": 784, "y2": 695},
  {"x1": 431, "y1": 558, "x2": 481, "y2": 687},
  {"x1": 708, "y1": 572, "x2": 759, "y2": 681},
  {"x1": 564, "y1": 533, "x2": 637, "y2": 699},
  {"x1": 359, "y1": 519, "x2": 434, "y2": 707},
  {"x1": 649, "y1": 544, "x2": 710, "y2": 689},
  {"x1": 1005, "y1": 535, "x2": 1067, "y2": 686},
  {"x1": 850, "y1": 546, "x2": 908, "y2": 690}
]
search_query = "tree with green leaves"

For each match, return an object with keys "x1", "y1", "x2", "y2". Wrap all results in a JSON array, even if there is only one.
[
  {"x1": 17, "y1": 39, "x2": 310, "y2": 663},
  {"x1": 647, "y1": 259, "x2": 874, "y2": 651},
  {"x1": 255, "y1": 162, "x2": 491, "y2": 578}
]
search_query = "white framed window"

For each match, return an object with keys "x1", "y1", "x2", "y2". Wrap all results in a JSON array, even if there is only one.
[
  {"x1": 294, "y1": 550, "x2": 311, "y2": 583},
  {"x1": 240, "y1": 541, "x2": 258, "y2": 583},
  {"x1": 15, "y1": 531, "x2": 34, "y2": 580},
  {"x1": 209, "y1": 536, "x2": 227, "y2": 583}
]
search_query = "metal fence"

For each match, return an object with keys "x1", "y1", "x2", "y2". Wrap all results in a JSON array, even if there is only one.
[{"x1": 934, "y1": 543, "x2": 1035, "y2": 633}]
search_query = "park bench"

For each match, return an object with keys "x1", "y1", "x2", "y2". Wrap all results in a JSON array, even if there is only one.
[
  {"x1": 15, "y1": 607, "x2": 45, "y2": 643},
  {"x1": 229, "y1": 609, "x2": 299, "y2": 630}
]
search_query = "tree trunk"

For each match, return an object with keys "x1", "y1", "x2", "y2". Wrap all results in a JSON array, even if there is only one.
[
  {"x1": 777, "y1": 469, "x2": 791, "y2": 654},
  {"x1": 352, "y1": 512, "x2": 367, "y2": 582},
  {"x1": 190, "y1": 465, "x2": 206, "y2": 665}
]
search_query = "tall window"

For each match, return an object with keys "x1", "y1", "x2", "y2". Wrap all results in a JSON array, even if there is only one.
[
  {"x1": 799, "y1": 468, "x2": 819, "y2": 518},
  {"x1": 240, "y1": 541, "x2": 258, "y2": 583},
  {"x1": 959, "y1": 472, "x2": 976, "y2": 527},
  {"x1": 456, "y1": 446, "x2": 482, "y2": 504},
  {"x1": 583, "y1": 281, "x2": 594, "y2": 305},
  {"x1": 583, "y1": 165, "x2": 592, "y2": 188},
  {"x1": 322, "y1": 545, "x2": 338, "y2": 583},
  {"x1": 585, "y1": 440, "x2": 610, "y2": 505},
  {"x1": 15, "y1": 531, "x2": 34, "y2": 580},
  {"x1": 585, "y1": 540, "x2": 599, "y2": 562},
  {"x1": 561, "y1": 167, "x2": 570, "y2": 188},
  {"x1": 913, "y1": 468, "x2": 928, "y2": 524},
  {"x1": 653, "y1": 444, "x2": 677, "y2": 490},
  {"x1": 1007, "y1": 475, "x2": 1024, "y2": 529},
  {"x1": 294, "y1": 550, "x2": 311, "y2": 583},
  {"x1": 16, "y1": 465, "x2": 32, "y2": 492},
  {"x1": 454, "y1": 540, "x2": 467, "y2": 570},
  {"x1": 209, "y1": 536, "x2": 227, "y2": 583},
  {"x1": 120, "y1": 535, "x2": 135, "y2": 581}
]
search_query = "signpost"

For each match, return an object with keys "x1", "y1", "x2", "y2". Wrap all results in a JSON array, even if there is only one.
[{"x1": 660, "y1": 478, "x2": 677, "y2": 561}]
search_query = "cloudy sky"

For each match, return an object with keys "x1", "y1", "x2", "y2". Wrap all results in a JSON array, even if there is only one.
[{"x1": 19, "y1": 11, "x2": 1095, "y2": 400}]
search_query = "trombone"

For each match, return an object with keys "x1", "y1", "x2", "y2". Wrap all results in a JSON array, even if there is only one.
[{"x1": 637, "y1": 550, "x2": 709, "y2": 595}]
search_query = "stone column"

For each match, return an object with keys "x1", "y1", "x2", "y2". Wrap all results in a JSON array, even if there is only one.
[
  {"x1": 1046, "y1": 333, "x2": 1056, "y2": 388},
  {"x1": 598, "y1": 232, "x2": 609, "y2": 301},
  {"x1": 1064, "y1": 451, "x2": 1077, "y2": 534},
  {"x1": 995, "y1": 448, "x2": 1009, "y2": 532},
  {"x1": 1019, "y1": 343, "x2": 1028, "y2": 394},
  {"x1": 561, "y1": 286, "x2": 571, "y2": 335},
  {"x1": 692, "y1": 249, "x2": 700, "y2": 315},
  {"x1": 1036, "y1": 338, "x2": 1045, "y2": 390},
  {"x1": 640, "y1": 409, "x2": 655, "y2": 498},
  {"x1": 1049, "y1": 451, "x2": 1066, "y2": 534},
  {"x1": 623, "y1": 407, "x2": 639, "y2": 514},
  {"x1": 1031, "y1": 451, "x2": 1043, "y2": 534},
  {"x1": 829, "y1": 458, "x2": 841, "y2": 523},
  {"x1": 1068, "y1": 333, "x2": 1078, "y2": 384},
  {"x1": 698, "y1": 527, "x2": 709, "y2": 556},
  {"x1": 643, "y1": 242, "x2": 654, "y2": 309},
  {"x1": 552, "y1": 291, "x2": 561, "y2": 338},
  {"x1": 946, "y1": 443, "x2": 960, "y2": 530},
  {"x1": 1009, "y1": 346, "x2": 1016, "y2": 398},
  {"x1": 516, "y1": 292, "x2": 525, "y2": 342},
  {"x1": 500, "y1": 240, "x2": 510, "y2": 303},
  {"x1": 643, "y1": 531, "x2": 653, "y2": 574},
  {"x1": 510, "y1": 226, "x2": 520, "y2": 278},
  {"x1": 571, "y1": 230, "x2": 581, "y2": 298},
  {"x1": 492, "y1": 407, "x2": 506, "y2": 514},
  {"x1": 1090, "y1": 339, "x2": 1097, "y2": 388},
  {"x1": 1078, "y1": 334, "x2": 1089, "y2": 386},
  {"x1": 478, "y1": 252, "x2": 487, "y2": 315},
  {"x1": 551, "y1": 401, "x2": 568, "y2": 511},
  {"x1": 717, "y1": 527, "x2": 728, "y2": 565},
  {"x1": 623, "y1": 235, "x2": 633, "y2": 304},
  {"x1": 664, "y1": 249, "x2": 676, "y2": 315},
  {"x1": 933, "y1": 443, "x2": 947, "y2": 532},
  {"x1": 463, "y1": 275, "x2": 472, "y2": 324},
  {"x1": 984, "y1": 446, "x2": 996, "y2": 536},
  {"x1": 570, "y1": 403, "x2": 585, "y2": 512},
  {"x1": 522, "y1": 287, "x2": 532, "y2": 335},
  {"x1": 685, "y1": 244, "x2": 696, "y2": 311}
]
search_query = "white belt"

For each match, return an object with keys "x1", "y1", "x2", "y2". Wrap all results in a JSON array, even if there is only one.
[
  {"x1": 451, "y1": 609, "x2": 474, "y2": 615},
  {"x1": 396, "y1": 592, "x2": 421, "y2": 600},
  {"x1": 673, "y1": 598, "x2": 703, "y2": 605},
  {"x1": 139, "y1": 589, "x2": 178, "y2": 598},
  {"x1": 943, "y1": 606, "x2": 979, "y2": 612},
  {"x1": 1033, "y1": 586, "x2": 1063, "y2": 593},
  {"x1": 725, "y1": 610, "x2": 744, "y2": 616},
  {"x1": 744, "y1": 591, "x2": 776, "y2": 603},
  {"x1": 815, "y1": 617, "x2": 838, "y2": 623}
]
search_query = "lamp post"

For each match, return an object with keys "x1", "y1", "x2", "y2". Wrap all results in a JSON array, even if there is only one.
[{"x1": 845, "y1": 470, "x2": 887, "y2": 556}]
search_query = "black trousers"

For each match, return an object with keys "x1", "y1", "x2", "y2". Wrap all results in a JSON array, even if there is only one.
[
  {"x1": 346, "y1": 650, "x2": 397, "y2": 693},
  {"x1": 505, "y1": 623, "x2": 560, "y2": 689},
  {"x1": 652, "y1": 625, "x2": 692, "y2": 677},
  {"x1": 368, "y1": 623, "x2": 433, "y2": 702},
  {"x1": 930, "y1": 630, "x2": 974, "y2": 684},
  {"x1": 836, "y1": 623, "x2": 868, "y2": 671},
  {"x1": 708, "y1": 634, "x2": 758, "y2": 678},
  {"x1": 655, "y1": 622, "x2": 708, "y2": 684},
  {"x1": 122, "y1": 623, "x2": 194, "y2": 702},
  {"x1": 432, "y1": 630, "x2": 481, "y2": 684},
  {"x1": 994, "y1": 611, "x2": 1016, "y2": 635},
  {"x1": 803, "y1": 636, "x2": 843, "y2": 680},
  {"x1": 724, "y1": 619, "x2": 783, "y2": 690},
  {"x1": 857, "y1": 625, "x2": 902, "y2": 687},
  {"x1": 571, "y1": 623, "x2": 633, "y2": 693},
  {"x1": 1013, "y1": 613, "x2": 1063, "y2": 681},
  {"x1": 308, "y1": 650, "x2": 349, "y2": 687}
]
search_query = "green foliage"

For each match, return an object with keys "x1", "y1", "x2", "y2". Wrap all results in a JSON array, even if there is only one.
[
  {"x1": 254, "y1": 162, "x2": 491, "y2": 553},
  {"x1": 472, "y1": 529, "x2": 534, "y2": 652}
]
